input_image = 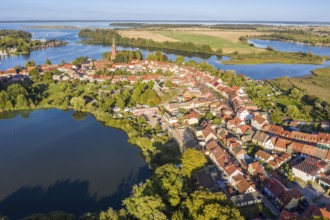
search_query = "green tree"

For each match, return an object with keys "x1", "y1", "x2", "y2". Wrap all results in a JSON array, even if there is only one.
[
  {"x1": 99, "y1": 208, "x2": 127, "y2": 220},
  {"x1": 286, "y1": 105, "x2": 299, "y2": 118},
  {"x1": 16, "y1": 94, "x2": 29, "y2": 108},
  {"x1": 25, "y1": 60, "x2": 32, "y2": 67},
  {"x1": 45, "y1": 58, "x2": 52, "y2": 65},
  {"x1": 135, "y1": 50, "x2": 142, "y2": 60},
  {"x1": 289, "y1": 88, "x2": 304, "y2": 100},
  {"x1": 70, "y1": 97, "x2": 85, "y2": 111},
  {"x1": 181, "y1": 148, "x2": 207, "y2": 178},
  {"x1": 7, "y1": 83, "x2": 28, "y2": 101},
  {"x1": 175, "y1": 56, "x2": 185, "y2": 65},
  {"x1": 205, "y1": 112, "x2": 214, "y2": 120},
  {"x1": 271, "y1": 109, "x2": 282, "y2": 124},
  {"x1": 123, "y1": 193, "x2": 167, "y2": 220},
  {"x1": 114, "y1": 53, "x2": 126, "y2": 63},
  {"x1": 171, "y1": 211, "x2": 184, "y2": 220},
  {"x1": 184, "y1": 190, "x2": 243, "y2": 220},
  {"x1": 0, "y1": 91, "x2": 8, "y2": 110},
  {"x1": 154, "y1": 164, "x2": 183, "y2": 207}
]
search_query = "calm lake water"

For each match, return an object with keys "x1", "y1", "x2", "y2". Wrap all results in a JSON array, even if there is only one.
[
  {"x1": 1, "y1": 21, "x2": 330, "y2": 79},
  {"x1": 0, "y1": 109, "x2": 149, "y2": 219},
  {"x1": 249, "y1": 39, "x2": 330, "y2": 57}
]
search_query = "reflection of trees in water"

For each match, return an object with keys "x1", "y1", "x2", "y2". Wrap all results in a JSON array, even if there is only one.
[
  {"x1": 0, "y1": 166, "x2": 150, "y2": 219},
  {"x1": 72, "y1": 111, "x2": 88, "y2": 121},
  {"x1": 0, "y1": 110, "x2": 31, "y2": 120}
]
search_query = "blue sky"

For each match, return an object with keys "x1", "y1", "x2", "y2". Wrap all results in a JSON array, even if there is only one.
[{"x1": 0, "y1": 0, "x2": 329, "y2": 22}]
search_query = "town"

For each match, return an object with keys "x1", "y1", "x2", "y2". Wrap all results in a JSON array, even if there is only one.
[{"x1": 1, "y1": 38, "x2": 330, "y2": 219}]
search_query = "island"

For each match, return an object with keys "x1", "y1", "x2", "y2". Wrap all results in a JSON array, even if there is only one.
[{"x1": 0, "y1": 30, "x2": 68, "y2": 56}]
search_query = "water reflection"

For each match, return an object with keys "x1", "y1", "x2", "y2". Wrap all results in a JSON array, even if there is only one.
[
  {"x1": 0, "y1": 109, "x2": 149, "y2": 219},
  {"x1": 0, "y1": 166, "x2": 149, "y2": 219}
]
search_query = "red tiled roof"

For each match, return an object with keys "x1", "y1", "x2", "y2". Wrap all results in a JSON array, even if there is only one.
[
  {"x1": 291, "y1": 131, "x2": 318, "y2": 143},
  {"x1": 304, "y1": 205, "x2": 330, "y2": 219},
  {"x1": 255, "y1": 150, "x2": 272, "y2": 161},
  {"x1": 224, "y1": 164, "x2": 240, "y2": 176},
  {"x1": 279, "y1": 210, "x2": 299, "y2": 220},
  {"x1": 318, "y1": 132, "x2": 330, "y2": 145},
  {"x1": 252, "y1": 115, "x2": 266, "y2": 125}
]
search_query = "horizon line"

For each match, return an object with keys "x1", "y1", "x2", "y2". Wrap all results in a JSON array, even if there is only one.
[{"x1": 0, "y1": 19, "x2": 330, "y2": 24}]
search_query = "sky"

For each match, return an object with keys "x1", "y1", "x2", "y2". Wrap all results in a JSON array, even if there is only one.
[{"x1": 0, "y1": 0, "x2": 329, "y2": 22}]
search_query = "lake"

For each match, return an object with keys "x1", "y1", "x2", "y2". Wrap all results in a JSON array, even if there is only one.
[
  {"x1": 249, "y1": 39, "x2": 330, "y2": 57},
  {"x1": 1, "y1": 21, "x2": 330, "y2": 79},
  {"x1": 0, "y1": 109, "x2": 149, "y2": 219}
]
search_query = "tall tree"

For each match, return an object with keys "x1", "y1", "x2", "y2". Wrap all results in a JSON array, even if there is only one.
[
  {"x1": 45, "y1": 58, "x2": 52, "y2": 65},
  {"x1": 154, "y1": 164, "x2": 183, "y2": 207},
  {"x1": 181, "y1": 148, "x2": 207, "y2": 179},
  {"x1": 123, "y1": 193, "x2": 167, "y2": 220}
]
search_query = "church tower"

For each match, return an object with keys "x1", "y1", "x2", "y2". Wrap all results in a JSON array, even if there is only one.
[{"x1": 111, "y1": 37, "x2": 117, "y2": 61}]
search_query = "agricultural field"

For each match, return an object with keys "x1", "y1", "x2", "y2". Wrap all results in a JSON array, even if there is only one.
[
  {"x1": 118, "y1": 30, "x2": 178, "y2": 42},
  {"x1": 118, "y1": 29, "x2": 265, "y2": 54}
]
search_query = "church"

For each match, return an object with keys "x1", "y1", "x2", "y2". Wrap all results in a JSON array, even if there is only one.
[{"x1": 111, "y1": 37, "x2": 117, "y2": 61}]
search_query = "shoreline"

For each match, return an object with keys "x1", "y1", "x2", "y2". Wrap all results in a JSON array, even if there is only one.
[{"x1": 26, "y1": 25, "x2": 83, "y2": 30}]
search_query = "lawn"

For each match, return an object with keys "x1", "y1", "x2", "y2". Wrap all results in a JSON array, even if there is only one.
[{"x1": 154, "y1": 31, "x2": 263, "y2": 54}]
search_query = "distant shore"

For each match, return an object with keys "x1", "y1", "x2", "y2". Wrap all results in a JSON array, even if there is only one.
[{"x1": 26, "y1": 25, "x2": 83, "y2": 30}]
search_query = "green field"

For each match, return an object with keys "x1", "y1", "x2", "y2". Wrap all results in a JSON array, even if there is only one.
[
  {"x1": 269, "y1": 67, "x2": 330, "y2": 103},
  {"x1": 154, "y1": 31, "x2": 263, "y2": 54},
  {"x1": 222, "y1": 50, "x2": 327, "y2": 65}
]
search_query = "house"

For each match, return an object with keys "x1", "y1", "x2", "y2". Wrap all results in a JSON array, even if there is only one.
[
  {"x1": 205, "y1": 140, "x2": 221, "y2": 156},
  {"x1": 236, "y1": 107, "x2": 252, "y2": 121},
  {"x1": 131, "y1": 107, "x2": 158, "y2": 116},
  {"x1": 251, "y1": 115, "x2": 268, "y2": 130},
  {"x1": 227, "y1": 117, "x2": 245, "y2": 131},
  {"x1": 230, "y1": 191, "x2": 263, "y2": 207},
  {"x1": 236, "y1": 124, "x2": 252, "y2": 135},
  {"x1": 291, "y1": 130, "x2": 318, "y2": 144},
  {"x1": 248, "y1": 161, "x2": 267, "y2": 180},
  {"x1": 264, "y1": 137, "x2": 277, "y2": 150},
  {"x1": 232, "y1": 145, "x2": 247, "y2": 160},
  {"x1": 255, "y1": 150, "x2": 274, "y2": 163},
  {"x1": 304, "y1": 205, "x2": 330, "y2": 220},
  {"x1": 317, "y1": 132, "x2": 330, "y2": 149},
  {"x1": 240, "y1": 129, "x2": 255, "y2": 143},
  {"x1": 216, "y1": 127, "x2": 228, "y2": 139},
  {"x1": 252, "y1": 131, "x2": 269, "y2": 147},
  {"x1": 163, "y1": 113, "x2": 178, "y2": 124},
  {"x1": 184, "y1": 110, "x2": 201, "y2": 125},
  {"x1": 232, "y1": 173, "x2": 256, "y2": 194},
  {"x1": 278, "y1": 210, "x2": 300, "y2": 220},
  {"x1": 223, "y1": 164, "x2": 243, "y2": 184},
  {"x1": 202, "y1": 126, "x2": 217, "y2": 143},
  {"x1": 274, "y1": 137, "x2": 291, "y2": 152},
  {"x1": 292, "y1": 156, "x2": 329, "y2": 182},
  {"x1": 264, "y1": 178, "x2": 304, "y2": 210}
]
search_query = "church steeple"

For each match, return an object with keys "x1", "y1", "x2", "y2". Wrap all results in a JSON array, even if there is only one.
[{"x1": 111, "y1": 37, "x2": 117, "y2": 61}]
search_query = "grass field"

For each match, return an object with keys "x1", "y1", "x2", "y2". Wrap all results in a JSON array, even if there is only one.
[
  {"x1": 154, "y1": 31, "x2": 263, "y2": 54},
  {"x1": 268, "y1": 66, "x2": 330, "y2": 103},
  {"x1": 222, "y1": 51, "x2": 327, "y2": 65},
  {"x1": 118, "y1": 30, "x2": 178, "y2": 42}
]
